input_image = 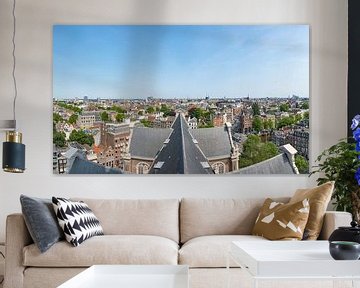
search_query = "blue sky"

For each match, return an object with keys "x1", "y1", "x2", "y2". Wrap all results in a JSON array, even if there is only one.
[{"x1": 53, "y1": 25, "x2": 309, "y2": 99}]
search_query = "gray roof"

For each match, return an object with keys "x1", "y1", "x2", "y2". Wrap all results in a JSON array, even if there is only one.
[
  {"x1": 68, "y1": 156, "x2": 123, "y2": 174},
  {"x1": 129, "y1": 127, "x2": 172, "y2": 158},
  {"x1": 232, "y1": 153, "x2": 297, "y2": 174},
  {"x1": 64, "y1": 146, "x2": 83, "y2": 159},
  {"x1": 149, "y1": 114, "x2": 213, "y2": 174},
  {"x1": 190, "y1": 127, "x2": 232, "y2": 158}
]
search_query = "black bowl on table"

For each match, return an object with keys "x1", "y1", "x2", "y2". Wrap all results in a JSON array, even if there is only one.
[{"x1": 329, "y1": 241, "x2": 360, "y2": 260}]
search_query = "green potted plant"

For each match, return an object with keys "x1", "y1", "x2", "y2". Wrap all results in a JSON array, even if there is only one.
[{"x1": 311, "y1": 115, "x2": 360, "y2": 222}]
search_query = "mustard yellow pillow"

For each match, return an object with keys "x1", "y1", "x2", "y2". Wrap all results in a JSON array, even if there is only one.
[
  {"x1": 289, "y1": 181, "x2": 334, "y2": 240},
  {"x1": 252, "y1": 198, "x2": 310, "y2": 240}
]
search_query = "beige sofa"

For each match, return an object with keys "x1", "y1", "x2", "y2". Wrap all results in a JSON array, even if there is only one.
[{"x1": 4, "y1": 198, "x2": 352, "y2": 288}]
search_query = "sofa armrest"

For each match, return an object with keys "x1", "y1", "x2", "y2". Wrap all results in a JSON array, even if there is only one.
[
  {"x1": 318, "y1": 211, "x2": 352, "y2": 240},
  {"x1": 4, "y1": 213, "x2": 33, "y2": 288}
]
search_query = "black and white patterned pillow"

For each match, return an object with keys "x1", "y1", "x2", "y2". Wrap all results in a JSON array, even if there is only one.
[{"x1": 52, "y1": 197, "x2": 104, "y2": 247}]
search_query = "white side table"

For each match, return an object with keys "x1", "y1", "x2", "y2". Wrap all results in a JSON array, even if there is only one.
[
  {"x1": 228, "y1": 240, "x2": 360, "y2": 288},
  {"x1": 58, "y1": 265, "x2": 189, "y2": 288}
]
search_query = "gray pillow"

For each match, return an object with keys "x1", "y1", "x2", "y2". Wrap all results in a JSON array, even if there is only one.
[{"x1": 20, "y1": 195, "x2": 64, "y2": 253}]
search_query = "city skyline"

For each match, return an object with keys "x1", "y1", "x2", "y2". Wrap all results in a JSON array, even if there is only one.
[{"x1": 53, "y1": 25, "x2": 309, "y2": 100}]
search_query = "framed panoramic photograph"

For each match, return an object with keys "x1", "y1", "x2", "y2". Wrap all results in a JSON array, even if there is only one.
[{"x1": 52, "y1": 25, "x2": 309, "y2": 175}]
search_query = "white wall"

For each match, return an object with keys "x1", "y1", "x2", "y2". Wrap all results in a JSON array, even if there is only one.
[{"x1": 0, "y1": 0, "x2": 348, "y2": 242}]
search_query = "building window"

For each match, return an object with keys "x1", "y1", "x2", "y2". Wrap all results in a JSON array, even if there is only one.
[
  {"x1": 212, "y1": 162, "x2": 225, "y2": 174},
  {"x1": 136, "y1": 162, "x2": 150, "y2": 174}
]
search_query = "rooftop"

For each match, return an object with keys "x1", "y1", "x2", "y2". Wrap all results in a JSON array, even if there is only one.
[
  {"x1": 190, "y1": 126, "x2": 232, "y2": 158},
  {"x1": 129, "y1": 127, "x2": 172, "y2": 159},
  {"x1": 149, "y1": 114, "x2": 213, "y2": 174},
  {"x1": 232, "y1": 152, "x2": 298, "y2": 175},
  {"x1": 68, "y1": 154, "x2": 123, "y2": 174}
]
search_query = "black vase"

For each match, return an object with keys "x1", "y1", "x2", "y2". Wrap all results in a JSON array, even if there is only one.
[{"x1": 328, "y1": 221, "x2": 360, "y2": 244}]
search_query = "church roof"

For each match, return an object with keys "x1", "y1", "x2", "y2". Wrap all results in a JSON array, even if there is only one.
[
  {"x1": 129, "y1": 127, "x2": 172, "y2": 159},
  {"x1": 149, "y1": 114, "x2": 213, "y2": 174},
  {"x1": 190, "y1": 127, "x2": 232, "y2": 159},
  {"x1": 231, "y1": 153, "x2": 297, "y2": 174}
]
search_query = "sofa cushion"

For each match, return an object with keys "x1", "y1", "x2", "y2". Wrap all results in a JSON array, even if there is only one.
[
  {"x1": 52, "y1": 197, "x2": 104, "y2": 247},
  {"x1": 72, "y1": 198, "x2": 179, "y2": 243},
  {"x1": 23, "y1": 235, "x2": 178, "y2": 267},
  {"x1": 180, "y1": 198, "x2": 288, "y2": 243},
  {"x1": 252, "y1": 198, "x2": 310, "y2": 240},
  {"x1": 20, "y1": 195, "x2": 64, "y2": 253},
  {"x1": 290, "y1": 181, "x2": 334, "y2": 240},
  {"x1": 179, "y1": 235, "x2": 267, "y2": 268}
]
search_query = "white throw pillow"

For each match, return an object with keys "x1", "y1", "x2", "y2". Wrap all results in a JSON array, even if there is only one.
[{"x1": 52, "y1": 197, "x2": 103, "y2": 247}]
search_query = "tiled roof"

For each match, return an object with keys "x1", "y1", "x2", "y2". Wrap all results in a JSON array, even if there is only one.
[
  {"x1": 232, "y1": 153, "x2": 297, "y2": 174},
  {"x1": 190, "y1": 127, "x2": 232, "y2": 158},
  {"x1": 149, "y1": 114, "x2": 213, "y2": 174},
  {"x1": 68, "y1": 155, "x2": 123, "y2": 174},
  {"x1": 63, "y1": 146, "x2": 82, "y2": 159},
  {"x1": 129, "y1": 127, "x2": 172, "y2": 158}
]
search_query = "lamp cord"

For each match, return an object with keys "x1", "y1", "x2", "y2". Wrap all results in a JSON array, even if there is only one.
[
  {"x1": 12, "y1": 0, "x2": 18, "y2": 129},
  {"x1": 0, "y1": 251, "x2": 4, "y2": 284}
]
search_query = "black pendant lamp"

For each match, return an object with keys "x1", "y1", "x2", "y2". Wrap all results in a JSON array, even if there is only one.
[
  {"x1": 1, "y1": 0, "x2": 25, "y2": 173},
  {"x1": 3, "y1": 131, "x2": 25, "y2": 173}
]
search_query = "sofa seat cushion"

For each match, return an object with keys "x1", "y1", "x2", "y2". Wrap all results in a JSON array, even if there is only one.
[
  {"x1": 179, "y1": 235, "x2": 267, "y2": 268},
  {"x1": 23, "y1": 235, "x2": 179, "y2": 267}
]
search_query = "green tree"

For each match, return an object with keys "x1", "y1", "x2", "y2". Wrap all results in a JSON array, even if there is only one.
[
  {"x1": 263, "y1": 119, "x2": 275, "y2": 130},
  {"x1": 101, "y1": 111, "x2": 109, "y2": 122},
  {"x1": 160, "y1": 104, "x2": 169, "y2": 113},
  {"x1": 252, "y1": 102, "x2": 260, "y2": 116},
  {"x1": 252, "y1": 116, "x2": 263, "y2": 132},
  {"x1": 295, "y1": 155, "x2": 309, "y2": 174},
  {"x1": 69, "y1": 130, "x2": 94, "y2": 146},
  {"x1": 57, "y1": 102, "x2": 82, "y2": 114},
  {"x1": 160, "y1": 104, "x2": 171, "y2": 116},
  {"x1": 53, "y1": 130, "x2": 66, "y2": 147},
  {"x1": 68, "y1": 114, "x2": 78, "y2": 125},
  {"x1": 295, "y1": 114, "x2": 302, "y2": 123},
  {"x1": 239, "y1": 135, "x2": 279, "y2": 168},
  {"x1": 263, "y1": 120, "x2": 269, "y2": 130},
  {"x1": 138, "y1": 111, "x2": 143, "y2": 116},
  {"x1": 116, "y1": 113, "x2": 125, "y2": 123},
  {"x1": 279, "y1": 103, "x2": 290, "y2": 112},
  {"x1": 53, "y1": 113, "x2": 63, "y2": 123},
  {"x1": 203, "y1": 110, "x2": 214, "y2": 126},
  {"x1": 146, "y1": 106, "x2": 155, "y2": 114},
  {"x1": 301, "y1": 102, "x2": 309, "y2": 109},
  {"x1": 303, "y1": 111, "x2": 309, "y2": 120},
  {"x1": 188, "y1": 107, "x2": 204, "y2": 120},
  {"x1": 276, "y1": 116, "x2": 296, "y2": 129},
  {"x1": 261, "y1": 142, "x2": 279, "y2": 160},
  {"x1": 111, "y1": 105, "x2": 126, "y2": 114}
]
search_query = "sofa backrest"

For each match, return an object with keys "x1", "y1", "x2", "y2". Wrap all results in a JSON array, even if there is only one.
[
  {"x1": 73, "y1": 198, "x2": 180, "y2": 243},
  {"x1": 180, "y1": 198, "x2": 289, "y2": 243}
]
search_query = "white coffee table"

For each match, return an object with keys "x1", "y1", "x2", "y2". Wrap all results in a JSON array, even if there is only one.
[
  {"x1": 57, "y1": 265, "x2": 189, "y2": 288},
  {"x1": 228, "y1": 241, "x2": 360, "y2": 288}
]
